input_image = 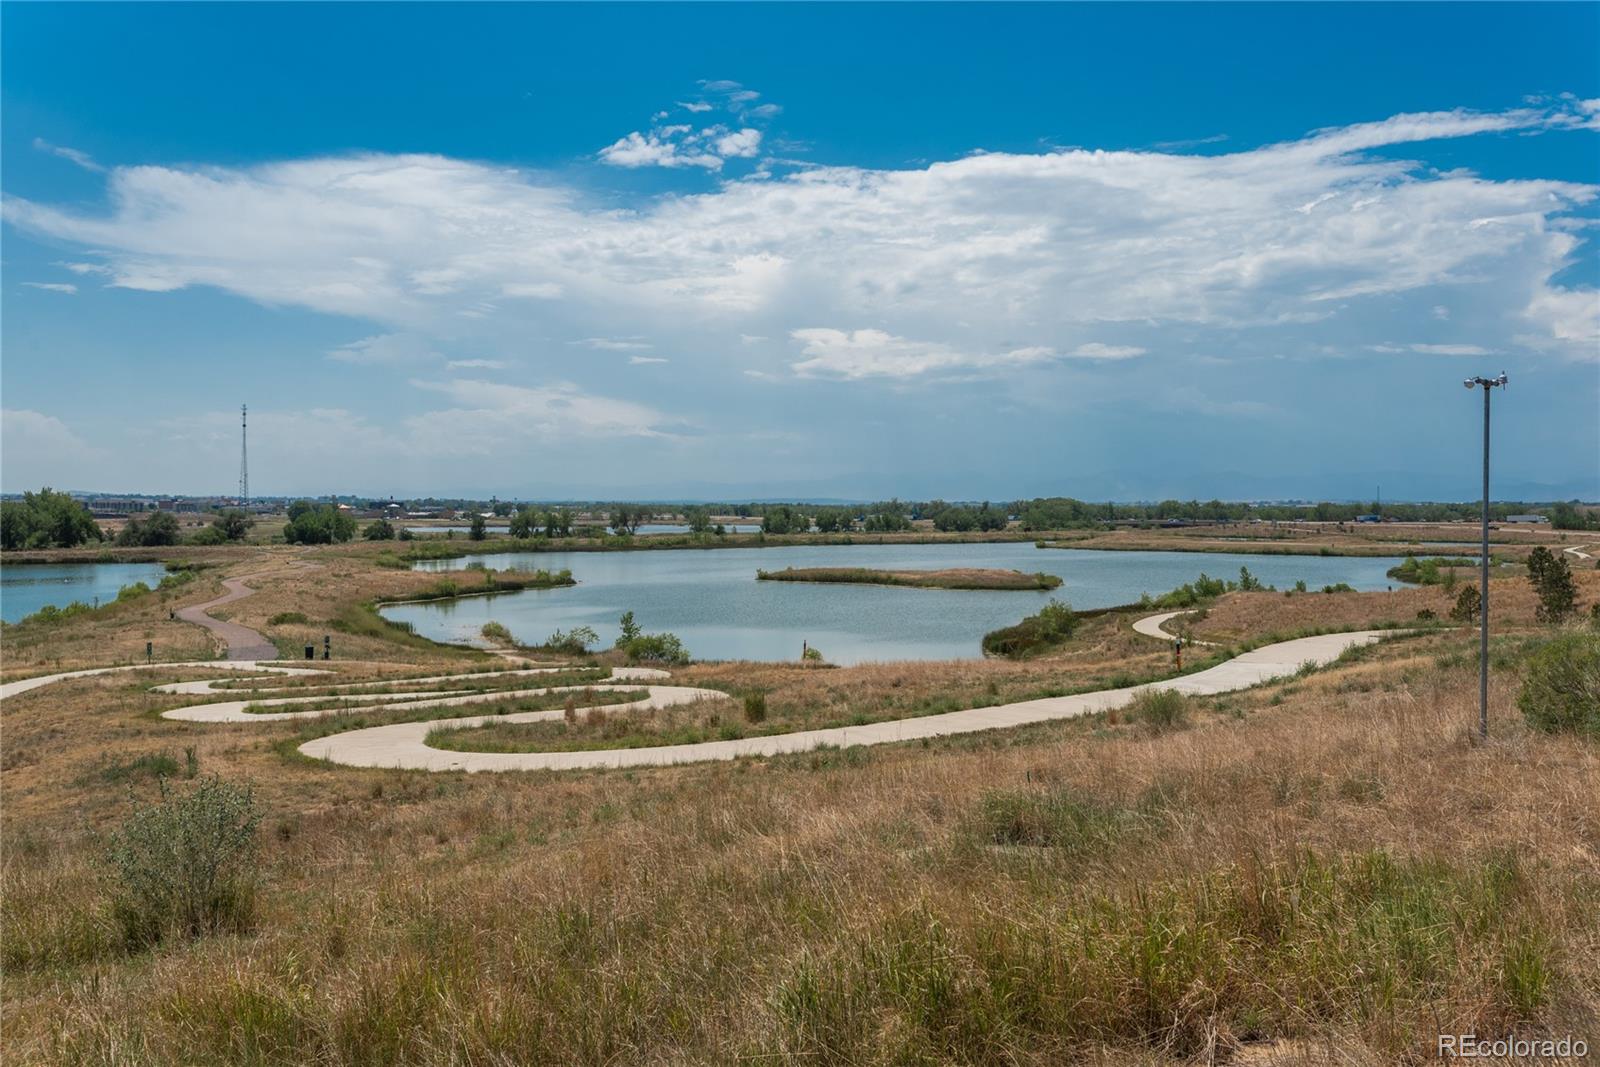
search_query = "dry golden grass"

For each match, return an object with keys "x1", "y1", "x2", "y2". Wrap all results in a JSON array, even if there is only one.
[{"x1": 2, "y1": 542, "x2": 1597, "y2": 1064}]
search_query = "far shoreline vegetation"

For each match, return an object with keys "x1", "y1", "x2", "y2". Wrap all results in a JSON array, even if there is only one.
[{"x1": 757, "y1": 566, "x2": 1062, "y2": 591}]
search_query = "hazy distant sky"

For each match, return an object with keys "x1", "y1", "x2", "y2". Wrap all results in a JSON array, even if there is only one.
[{"x1": 2, "y1": 2, "x2": 1597, "y2": 501}]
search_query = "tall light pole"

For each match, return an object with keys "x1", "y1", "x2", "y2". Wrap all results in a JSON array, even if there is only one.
[{"x1": 1463, "y1": 373, "x2": 1507, "y2": 740}]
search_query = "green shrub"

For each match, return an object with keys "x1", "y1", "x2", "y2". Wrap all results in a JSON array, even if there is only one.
[
  {"x1": 481, "y1": 621, "x2": 513, "y2": 644},
  {"x1": 1321, "y1": 583, "x2": 1356, "y2": 594},
  {"x1": 1517, "y1": 633, "x2": 1600, "y2": 738},
  {"x1": 1451, "y1": 585, "x2": 1481, "y2": 622},
  {"x1": 544, "y1": 625, "x2": 599, "y2": 655},
  {"x1": 1127, "y1": 688, "x2": 1188, "y2": 732},
  {"x1": 981, "y1": 599, "x2": 1078, "y2": 659},
  {"x1": 267, "y1": 611, "x2": 308, "y2": 626},
  {"x1": 743, "y1": 692, "x2": 768, "y2": 723},
  {"x1": 114, "y1": 582, "x2": 152, "y2": 603},
  {"x1": 105, "y1": 777, "x2": 262, "y2": 947},
  {"x1": 620, "y1": 632, "x2": 690, "y2": 665}
]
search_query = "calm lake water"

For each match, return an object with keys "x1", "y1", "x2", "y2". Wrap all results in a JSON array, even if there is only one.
[
  {"x1": 410, "y1": 523, "x2": 763, "y2": 537},
  {"x1": 383, "y1": 544, "x2": 1405, "y2": 665},
  {"x1": 1, "y1": 562, "x2": 170, "y2": 623}
]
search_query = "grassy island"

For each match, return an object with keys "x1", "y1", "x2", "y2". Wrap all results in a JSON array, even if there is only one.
[{"x1": 756, "y1": 566, "x2": 1061, "y2": 591}]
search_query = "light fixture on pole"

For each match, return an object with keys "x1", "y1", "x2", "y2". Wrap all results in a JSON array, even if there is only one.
[{"x1": 1462, "y1": 372, "x2": 1507, "y2": 741}]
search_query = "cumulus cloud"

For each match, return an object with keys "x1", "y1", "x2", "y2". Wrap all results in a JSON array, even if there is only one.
[
  {"x1": 4, "y1": 102, "x2": 1596, "y2": 376},
  {"x1": 598, "y1": 129, "x2": 725, "y2": 170},
  {"x1": 715, "y1": 128, "x2": 762, "y2": 158}
]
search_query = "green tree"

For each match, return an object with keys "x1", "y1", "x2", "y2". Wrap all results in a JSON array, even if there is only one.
[
  {"x1": 684, "y1": 506, "x2": 713, "y2": 534},
  {"x1": 545, "y1": 507, "x2": 573, "y2": 538},
  {"x1": 508, "y1": 506, "x2": 541, "y2": 539},
  {"x1": 364, "y1": 518, "x2": 395, "y2": 540},
  {"x1": 469, "y1": 514, "x2": 488, "y2": 541},
  {"x1": 1527, "y1": 547, "x2": 1578, "y2": 623},
  {"x1": 610, "y1": 505, "x2": 642, "y2": 535},
  {"x1": 0, "y1": 488, "x2": 104, "y2": 549},
  {"x1": 283, "y1": 504, "x2": 356, "y2": 545},
  {"x1": 1450, "y1": 584, "x2": 1481, "y2": 623},
  {"x1": 213, "y1": 510, "x2": 253, "y2": 542},
  {"x1": 116, "y1": 510, "x2": 181, "y2": 547}
]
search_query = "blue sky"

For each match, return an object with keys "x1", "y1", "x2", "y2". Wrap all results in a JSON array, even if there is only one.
[{"x1": 3, "y1": 2, "x2": 1597, "y2": 502}]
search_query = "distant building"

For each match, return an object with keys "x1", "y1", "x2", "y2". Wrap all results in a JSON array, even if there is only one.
[
  {"x1": 1355, "y1": 514, "x2": 1381, "y2": 523},
  {"x1": 1505, "y1": 514, "x2": 1549, "y2": 524}
]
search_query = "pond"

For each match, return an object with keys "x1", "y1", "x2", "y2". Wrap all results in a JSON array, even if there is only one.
[
  {"x1": 1, "y1": 562, "x2": 171, "y2": 623},
  {"x1": 381, "y1": 543, "x2": 1406, "y2": 665}
]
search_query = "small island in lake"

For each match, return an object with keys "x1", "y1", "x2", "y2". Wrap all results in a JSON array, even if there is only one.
[{"x1": 755, "y1": 567, "x2": 1062, "y2": 591}]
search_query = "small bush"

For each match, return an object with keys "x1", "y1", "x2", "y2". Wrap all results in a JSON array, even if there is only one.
[
  {"x1": 1517, "y1": 633, "x2": 1600, "y2": 738},
  {"x1": 544, "y1": 625, "x2": 599, "y2": 655},
  {"x1": 743, "y1": 692, "x2": 768, "y2": 724},
  {"x1": 480, "y1": 621, "x2": 513, "y2": 644},
  {"x1": 105, "y1": 777, "x2": 262, "y2": 947},
  {"x1": 267, "y1": 611, "x2": 308, "y2": 626},
  {"x1": 982, "y1": 599, "x2": 1078, "y2": 658},
  {"x1": 1127, "y1": 688, "x2": 1188, "y2": 732},
  {"x1": 620, "y1": 632, "x2": 690, "y2": 665}
]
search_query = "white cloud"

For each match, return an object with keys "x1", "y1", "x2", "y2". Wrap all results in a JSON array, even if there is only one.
[
  {"x1": 715, "y1": 128, "x2": 762, "y2": 158},
  {"x1": 21, "y1": 282, "x2": 78, "y2": 294},
  {"x1": 328, "y1": 333, "x2": 437, "y2": 365},
  {"x1": 6, "y1": 101, "x2": 1596, "y2": 379},
  {"x1": 445, "y1": 358, "x2": 508, "y2": 370},
  {"x1": 1408, "y1": 343, "x2": 1494, "y2": 356},
  {"x1": 1, "y1": 410, "x2": 104, "y2": 490},
  {"x1": 33, "y1": 138, "x2": 104, "y2": 173},
  {"x1": 677, "y1": 101, "x2": 713, "y2": 113},
  {"x1": 1069, "y1": 343, "x2": 1146, "y2": 360},
  {"x1": 406, "y1": 378, "x2": 671, "y2": 452},
  {"x1": 1368, "y1": 342, "x2": 1495, "y2": 356},
  {"x1": 629, "y1": 355, "x2": 669, "y2": 365},
  {"x1": 790, "y1": 328, "x2": 1061, "y2": 380},
  {"x1": 573, "y1": 337, "x2": 651, "y2": 351},
  {"x1": 598, "y1": 130, "x2": 724, "y2": 170}
]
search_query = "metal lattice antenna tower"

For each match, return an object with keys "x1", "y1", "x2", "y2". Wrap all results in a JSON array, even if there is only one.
[{"x1": 238, "y1": 404, "x2": 249, "y2": 505}]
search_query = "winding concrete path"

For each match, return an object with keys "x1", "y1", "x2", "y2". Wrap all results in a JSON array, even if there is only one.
[
  {"x1": 176, "y1": 575, "x2": 278, "y2": 661},
  {"x1": 0, "y1": 661, "x2": 325, "y2": 701},
  {"x1": 5, "y1": 619, "x2": 1394, "y2": 774},
  {"x1": 287, "y1": 629, "x2": 1385, "y2": 772},
  {"x1": 1563, "y1": 544, "x2": 1593, "y2": 562},
  {"x1": 1130, "y1": 609, "x2": 1218, "y2": 646}
]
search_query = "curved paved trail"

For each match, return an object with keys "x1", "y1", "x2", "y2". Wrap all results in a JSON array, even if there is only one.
[
  {"x1": 177, "y1": 575, "x2": 278, "y2": 661},
  {"x1": 5, "y1": 617, "x2": 1395, "y2": 774},
  {"x1": 1563, "y1": 544, "x2": 1593, "y2": 561},
  {"x1": 1130, "y1": 609, "x2": 1218, "y2": 646}
]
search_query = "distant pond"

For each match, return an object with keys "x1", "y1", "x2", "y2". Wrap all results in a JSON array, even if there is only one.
[
  {"x1": 1, "y1": 562, "x2": 170, "y2": 623},
  {"x1": 381, "y1": 544, "x2": 1406, "y2": 665}
]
